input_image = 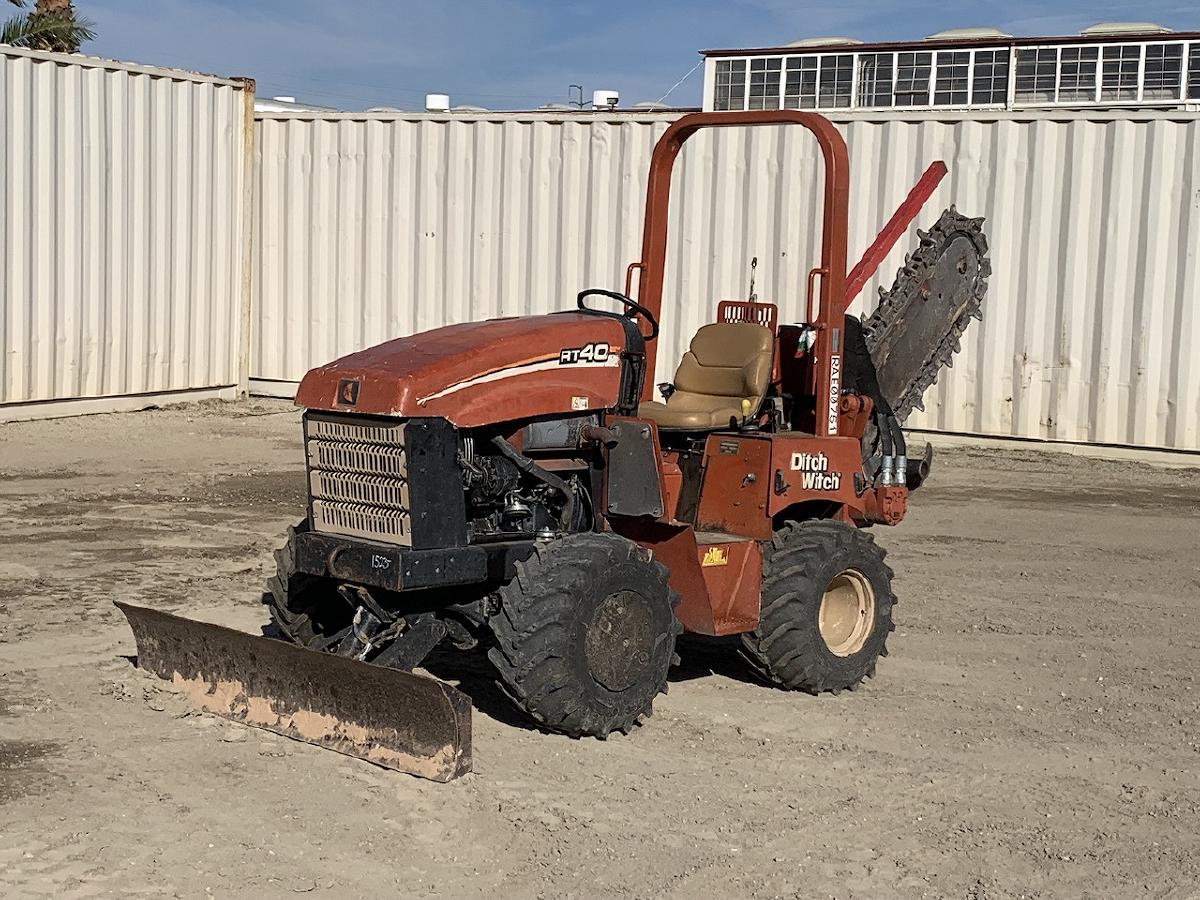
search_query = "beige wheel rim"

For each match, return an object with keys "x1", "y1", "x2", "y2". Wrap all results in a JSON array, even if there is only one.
[{"x1": 818, "y1": 569, "x2": 875, "y2": 657}]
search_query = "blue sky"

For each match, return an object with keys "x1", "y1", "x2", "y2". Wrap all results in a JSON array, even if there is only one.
[{"x1": 84, "y1": 1, "x2": 1200, "y2": 110}]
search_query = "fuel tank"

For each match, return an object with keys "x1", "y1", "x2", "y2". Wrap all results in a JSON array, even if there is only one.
[{"x1": 295, "y1": 312, "x2": 631, "y2": 427}]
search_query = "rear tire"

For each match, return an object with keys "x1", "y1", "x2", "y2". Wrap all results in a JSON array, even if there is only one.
[
  {"x1": 487, "y1": 532, "x2": 681, "y2": 738},
  {"x1": 262, "y1": 520, "x2": 350, "y2": 647},
  {"x1": 741, "y1": 520, "x2": 895, "y2": 693}
]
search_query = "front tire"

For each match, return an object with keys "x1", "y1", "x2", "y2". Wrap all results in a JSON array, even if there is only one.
[
  {"x1": 741, "y1": 520, "x2": 895, "y2": 693},
  {"x1": 262, "y1": 520, "x2": 351, "y2": 648},
  {"x1": 488, "y1": 532, "x2": 681, "y2": 738}
]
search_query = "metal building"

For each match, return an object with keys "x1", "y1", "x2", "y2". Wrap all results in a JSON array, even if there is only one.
[{"x1": 703, "y1": 23, "x2": 1200, "y2": 113}]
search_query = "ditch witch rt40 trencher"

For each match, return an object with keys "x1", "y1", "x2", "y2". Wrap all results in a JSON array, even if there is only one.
[{"x1": 119, "y1": 110, "x2": 989, "y2": 781}]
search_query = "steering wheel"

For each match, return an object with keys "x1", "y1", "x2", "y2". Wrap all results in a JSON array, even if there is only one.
[{"x1": 577, "y1": 289, "x2": 659, "y2": 340}]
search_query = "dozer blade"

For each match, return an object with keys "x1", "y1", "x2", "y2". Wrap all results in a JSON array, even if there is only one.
[{"x1": 115, "y1": 602, "x2": 471, "y2": 782}]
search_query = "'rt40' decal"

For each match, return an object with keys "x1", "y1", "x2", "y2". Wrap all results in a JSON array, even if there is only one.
[{"x1": 559, "y1": 343, "x2": 612, "y2": 365}]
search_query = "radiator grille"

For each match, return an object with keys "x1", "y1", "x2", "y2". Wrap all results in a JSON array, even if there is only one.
[
  {"x1": 308, "y1": 441, "x2": 406, "y2": 477},
  {"x1": 311, "y1": 500, "x2": 409, "y2": 542},
  {"x1": 309, "y1": 470, "x2": 410, "y2": 509},
  {"x1": 307, "y1": 416, "x2": 406, "y2": 447},
  {"x1": 304, "y1": 413, "x2": 411, "y2": 545}
]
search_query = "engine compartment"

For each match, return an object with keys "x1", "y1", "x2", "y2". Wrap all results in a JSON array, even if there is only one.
[
  {"x1": 302, "y1": 409, "x2": 599, "y2": 551},
  {"x1": 458, "y1": 414, "x2": 598, "y2": 542}
]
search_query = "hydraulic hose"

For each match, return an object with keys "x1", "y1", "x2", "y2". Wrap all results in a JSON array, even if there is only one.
[
  {"x1": 888, "y1": 414, "x2": 907, "y2": 487},
  {"x1": 876, "y1": 406, "x2": 894, "y2": 484},
  {"x1": 489, "y1": 436, "x2": 577, "y2": 530}
]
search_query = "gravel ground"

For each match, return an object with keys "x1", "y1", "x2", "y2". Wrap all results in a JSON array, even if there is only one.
[{"x1": 1, "y1": 399, "x2": 1198, "y2": 899}]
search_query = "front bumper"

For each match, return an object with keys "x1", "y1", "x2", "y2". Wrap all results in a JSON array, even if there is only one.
[{"x1": 292, "y1": 530, "x2": 535, "y2": 593}]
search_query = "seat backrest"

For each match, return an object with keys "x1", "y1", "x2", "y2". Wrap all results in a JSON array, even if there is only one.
[{"x1": 673, "y1": 322, "x2": 774, "y2": 400}]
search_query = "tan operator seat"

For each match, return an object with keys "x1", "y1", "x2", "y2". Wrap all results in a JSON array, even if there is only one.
[{"x1": 639, "y1": 322, "x2": 774, "y2": 430}]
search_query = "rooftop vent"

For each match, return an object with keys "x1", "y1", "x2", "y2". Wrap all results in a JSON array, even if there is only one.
[
  {"x1": 1080, "y1": 22, "x2": 1172, "y2": 36},
  {"x1": 425, "y1": 93, "x2": 450, "y2": 112},
  {"x1": 784, "y1": 36, "x2": 863, "y2": 48},
  {"x1": 923, "y1": 27, "x2": 1012, "y2": 41},
  {"x1": 592, "y1": 89, "x2": 620, "y2": 109}
]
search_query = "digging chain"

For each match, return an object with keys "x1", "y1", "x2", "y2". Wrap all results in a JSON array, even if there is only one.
[{"x1": 861, "y1": 207, "x2": 991, "y2": 423}]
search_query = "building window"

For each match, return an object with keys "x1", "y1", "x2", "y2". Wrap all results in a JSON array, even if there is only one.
[
  {"x1": 710, "y1": 38, "x2": 1199, "y2": 113},
  {"x1": 714, "y1": 59, "x2": 746, "y2": 110},
  {"x1": 858, "y1": 53, "x2": 894, "y2": 107},
  {"x1": 819, "y1": 54, "x2": 854, "y2": 108},
  {"x1": 971, "y1": 49, "x2": 1009, "y2": 104},
  {"x1": 933, "y1": 51, "x2": 970, "y2": 105},
  {"x1": 1190, "y1": 43, "x2": 1200, "y2": 100},
  {"x1": 1015, "y1": 47, "x2": 1058, "y2": 102},
  {"x1": 1143, "y1": 43, "x2": 1183, "y2": 99},
  {"x1": 747, "y1": 57, "x2": 782, "y2": 109},
  {"x1": 895, "y1": 51, "x2": 932, "y2": 106},
  {"x1": 1058, "y1": 46, "x2": 1099, "y2": 102},
  {"x1": 783, "y1": 56, "x2": 818, "y2": 108},
  {"x1": 1101, "y1": 44, "x2": 1141, "y2": 101}
]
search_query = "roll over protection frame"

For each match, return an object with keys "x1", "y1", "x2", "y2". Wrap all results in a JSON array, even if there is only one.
[{"x1": 625, "y1": 110, "x2": 947, "y2": 439}]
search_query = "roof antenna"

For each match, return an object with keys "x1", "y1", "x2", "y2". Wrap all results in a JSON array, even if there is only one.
[
  {"x1": 568, "y1": 84, "x2": 585, "y2": 109},
  {"x1": 747, "y1": 256, "x2": 758, "y2": 303}
]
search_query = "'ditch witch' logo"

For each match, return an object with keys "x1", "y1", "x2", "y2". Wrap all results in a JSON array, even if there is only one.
[
  {"x1": 336, "y1": 378, "x2": 361, "y2": 406},
  {"x1": 790, "y1": 451, "x2": 842, "y2": 491}
]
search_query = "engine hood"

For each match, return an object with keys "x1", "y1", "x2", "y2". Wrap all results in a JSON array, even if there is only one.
[{"x1": 295, "y1": 312, "x2": 632, "y2": 427}]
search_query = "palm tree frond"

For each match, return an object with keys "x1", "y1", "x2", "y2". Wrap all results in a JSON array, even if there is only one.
[
  {"x1": 1, "y1": 10, "x2": 94, "y2": 50},
  {"x1": 1, "y1": 10, "x2": 34, "y2": 43}
]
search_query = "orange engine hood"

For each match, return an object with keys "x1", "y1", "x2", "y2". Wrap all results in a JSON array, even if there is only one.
[{"x1": 295, "y1": 312, "x2": 633, "y2": 427}]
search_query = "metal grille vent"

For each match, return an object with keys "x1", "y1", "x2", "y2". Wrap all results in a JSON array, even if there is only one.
[
  {"x1": 307, "y1": 416, "x2": 406, "y2": 446},
  {"x1": 717, "y1": 299, "x2": 778, "y2": 332},
  {"x1": 304, "y1": 412, "x2": 411, "y2": 545},
  {"x1": 308, "y1": 441, "x2": 406, "y2": 477},
  {"x1": 310, "y1": 500, "x2": 409, "y2": 542},
  {"x1": 309, "y1": 471, "x2": 409, "y2": 509}
]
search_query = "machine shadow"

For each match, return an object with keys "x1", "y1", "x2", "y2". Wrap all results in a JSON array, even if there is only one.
[
  {"x1": 421, "y1": 634, "x2": 760, "y2": 734},
  {"x1": 670, "y1": 634, "x2": 761, "y2": 686},
  {"x1": 420, "y1": 647, "x2": 553, "y2": 732}
]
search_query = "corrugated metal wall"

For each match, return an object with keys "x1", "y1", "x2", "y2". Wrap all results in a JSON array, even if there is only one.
[
  {"x1": 252, "y1": 109, "x2": 1199, "y2": 452},
  {"x1": 0, "y1": 47, "x2": 249, "y2": 420},
  {"x1": 5, "y1": 60, "x2": 1195, "y2": 452}
]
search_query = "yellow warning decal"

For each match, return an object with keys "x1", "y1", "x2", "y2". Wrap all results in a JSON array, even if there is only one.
[{"x1": 701, "y1": 546, "x2": 729, "y2": 567}]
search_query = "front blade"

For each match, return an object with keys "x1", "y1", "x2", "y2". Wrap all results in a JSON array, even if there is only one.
[{"x1": 116, "y1": 602, "x2": 471, "y2": 782}]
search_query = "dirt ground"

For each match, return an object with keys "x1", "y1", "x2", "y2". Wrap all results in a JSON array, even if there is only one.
[{"x1": 1, "y1": 399, "x2": 1198, "y2": 899}]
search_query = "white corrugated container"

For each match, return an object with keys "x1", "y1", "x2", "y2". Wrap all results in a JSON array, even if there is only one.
[
  {"x1": 0, "y1": 47, "x2": 251, "y2": 421},
  {"x1": 252, "y1": 108, "x2": 1200, "y2": 452}
]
